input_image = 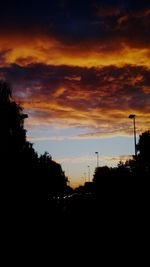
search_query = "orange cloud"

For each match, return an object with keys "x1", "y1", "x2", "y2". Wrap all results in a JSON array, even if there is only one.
[
  {"x1": 0, "y1": 33, "x2": 150, "y2": 68},
  {"x1": 0, "y1": 14, "x2": 149, "y2": 139},
  {"x1": 7, "y1": 63, "x2": 148, "y2": 138}
]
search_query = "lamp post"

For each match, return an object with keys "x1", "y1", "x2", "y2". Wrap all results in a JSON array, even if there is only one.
[
  {"x1": 129, "y1": 114, "x2": 137, "y2": 157},
  {"x1": 87, "y1": 165, "x2": 90, "y2": 182},
  {"x1": 95, "y1": 152, "x2": 99, "y2": 168}
]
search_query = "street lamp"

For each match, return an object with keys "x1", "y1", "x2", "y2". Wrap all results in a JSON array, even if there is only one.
[
  {"x1": 87, "y1": 165, "x2": 90, "y2": 182},
  {"x1": 129, "y1": 114, "x2": 137, "y2": 157},
  {"x1": 95, "y1": 152, "x2": 99, "y2": 168}
]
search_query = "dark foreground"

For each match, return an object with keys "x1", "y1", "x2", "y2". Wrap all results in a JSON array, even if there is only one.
[{"x1": 2, "y1": 180, "x2": 149, "y2": 266}]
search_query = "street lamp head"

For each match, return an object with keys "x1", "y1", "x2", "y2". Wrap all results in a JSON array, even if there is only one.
[
  {"x1": 95, "y1": 151, "x2": 98, "y2": 154},
  {"x1": 129, "y1": 114, "x2": 135, "y2": 119}
]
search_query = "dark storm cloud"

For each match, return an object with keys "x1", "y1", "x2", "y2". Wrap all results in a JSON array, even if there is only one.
[
  {"x1": 0, "y1": 0, "x2": 149, "y2": 50},
  {"x1": 1, "y1": 62, "x2": 149, "y2": 134},
  {"x1": 1, "y1": 63, "x2": 150, "y2": 111}
]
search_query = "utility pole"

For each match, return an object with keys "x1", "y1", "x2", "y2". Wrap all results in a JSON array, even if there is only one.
[
  {"x1": 129, "y1": 114, "x2": 137, "y2": 157},
  {"x1": 95, "y1": 152, "x2": 99, "y2": 168}
]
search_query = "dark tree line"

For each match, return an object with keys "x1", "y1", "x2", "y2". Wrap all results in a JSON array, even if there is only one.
[
  {"x1": 93, "y1": 130, "x2": 150, "y2": 184},
  {"x1": 0, "y1": 81, "x2": 68, "y2": 202},
  {"x1": 92, "y1": 131, "x2": 150, "y2": 216}
]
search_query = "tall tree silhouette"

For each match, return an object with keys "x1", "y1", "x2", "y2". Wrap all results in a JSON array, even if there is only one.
[
  {"x1": 0, "y1": 81, "x2": 29, "y2": 200},
  {"x1": 136, "y1": 131, "x2": 150, "y2": 177},
  {"x1": 0, "y1": 81, "x2": 68, "y2": 201},
  {"x1": 0, "y1": 81, "x2": 27, "y2": 157}
]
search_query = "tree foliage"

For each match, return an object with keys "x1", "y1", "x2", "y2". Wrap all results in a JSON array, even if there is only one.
[
  {"x1": 137, "y1": 131, "x2": 150, "y2": 172},
  {"x1": 0, "y1": 81, "x2": 68, "y2": 201}
]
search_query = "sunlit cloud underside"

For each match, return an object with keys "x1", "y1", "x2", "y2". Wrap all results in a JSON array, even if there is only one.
[
  {"x1": 0, "y1": 0, "x2": 150, "y2": 139},
  {"x1": 1, "y1": 63, "x2": 149, "y2": 139}
]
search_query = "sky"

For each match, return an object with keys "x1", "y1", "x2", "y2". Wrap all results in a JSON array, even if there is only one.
[{"x1": 0, "y1": 0, "x2": 150, "y2": 187}]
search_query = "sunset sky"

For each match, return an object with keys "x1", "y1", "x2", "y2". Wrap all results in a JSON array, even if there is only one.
[{"x1": 0, "y1": 0, "x2": 150, "y2": 187}]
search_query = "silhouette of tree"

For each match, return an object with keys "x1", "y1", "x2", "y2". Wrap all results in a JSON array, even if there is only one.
[
  {"x1": 0, "y1": 81, "x2": 27, "y2": 157},
  {"x1": 0, "y1": 81, "x2": 29, "y2": 200},
  {"x1": 93, "y1": 166, "x2": 112, "y2": 197},
  {"x1": 93, "y1": 166, "x2": 110, "y2": 182},
  {"x1": 38, "y1": 152, "x2": 68, "y2": 200},
  {"x1": 137, "y1": 131, "x2": 150, "y2": 174},
  {"x1": 123, "y1": 131, "x2": 150, "y2": 178},
  {"x1": 0, "y1": 81, "x2": 68, "y2": 202},
  {"x1": 128, "y1": 130, "x2": 150, "y2": 178}
]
